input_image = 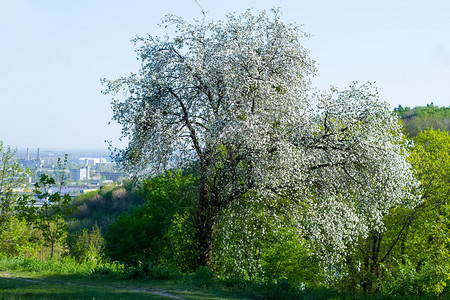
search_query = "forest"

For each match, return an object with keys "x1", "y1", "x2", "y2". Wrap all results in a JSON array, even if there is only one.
[{"x1": 1, "y1": 9, "x2": 450, "y2": 299}]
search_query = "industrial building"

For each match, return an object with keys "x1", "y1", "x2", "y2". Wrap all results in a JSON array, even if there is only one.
[{"x1": 18, "y1": 148, "x2": 43, "y2": 169}]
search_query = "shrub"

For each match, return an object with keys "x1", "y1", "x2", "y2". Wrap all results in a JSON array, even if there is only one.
[
  {"x1": 163, "y1": 210, "x2": 199, "y2": 272},
  {"x1": 0, "y1": 217, "x2": 39, "y2": 257},
  {"x1": 192, "y1": 266, "x2": 215, "y2": 287},
  {"x1": 149, "y1": 265, "x2": 181, "y2": 280},
  {"x1": 104, "y1": 170, "x2": 198, "y2": 268},
  {"x1": 67, "y1": 224, "x2": 105, "y2": 263},
  {"x1": 124, "y1": 264, "x2": 181, "y2": 280}
]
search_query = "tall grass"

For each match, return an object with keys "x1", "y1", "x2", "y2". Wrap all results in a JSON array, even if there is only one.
[
  {"x1": 0, "y1": 256, "x2": 124, "y2": 278},
  {"x1": 0, "y1": 256, "x2": 439, "y2": 299}
]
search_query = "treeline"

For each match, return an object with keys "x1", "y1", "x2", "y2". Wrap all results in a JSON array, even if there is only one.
[{"x1": 394, "y1": 103, "x2": 450, "y2": 137}]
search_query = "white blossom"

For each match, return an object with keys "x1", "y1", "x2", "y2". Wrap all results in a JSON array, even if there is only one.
[{"x1": 103, "y1": 9, "x2": 419, "y2": 267}]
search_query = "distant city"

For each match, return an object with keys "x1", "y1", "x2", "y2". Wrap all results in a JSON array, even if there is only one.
[{"x1": 15, "y1": 148, "x2": 131, "y2": 196}]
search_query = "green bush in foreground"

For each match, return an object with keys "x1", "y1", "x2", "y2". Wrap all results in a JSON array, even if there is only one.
[
  {"x1": 66, "y1": 223, "x2": 105, "y2": 263},
  {"x1": 105, "y1": 171, "x2": 199, "y2": 271}
]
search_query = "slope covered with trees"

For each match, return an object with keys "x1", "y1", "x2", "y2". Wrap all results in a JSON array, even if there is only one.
[{"x1": 394, "y1": 103, "x2": 450, "y2": 137}]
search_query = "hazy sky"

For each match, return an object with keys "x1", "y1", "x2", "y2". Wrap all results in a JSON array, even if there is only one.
[{"x1": 1, "y1": 0, "x2": 449, "y2": 150}]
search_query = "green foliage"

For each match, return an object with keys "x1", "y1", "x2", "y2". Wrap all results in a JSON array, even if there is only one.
[
  {"x1": 380, "y1": 256, "x2": 449, "y2": 297},
  {"x1": 17, "y1": 174, "x2": 78, "y2": 258},
  {"x1": 163, "y1": 210, "x2": 199, "y2": 272},
  {"x1": 394, "y1": 103, "x2": 450, "y2": 119},
  {"x1": 105, "y1": 203, "x2": 164, "y2": 264},
  {"x1": 1, "y1": 255, "x2": 440, "y2": 299},
  {"x1": 212, "y1": 192, "x2": 323, "y2": 286},
  {"x1": 394, "y1": 103, "x2": 450, "y2": 137},
  {"x1": 404, "y1": 129, "x2": 450, "y2": 295},
  {"x1": 0, "y1": 141, "x2": 30, "y2": 237},
  {"x1": 0, "y1": 217, "x2": 37, "y2": 257},
  {"x1": 105, "y1": 170, "x2": 198, "y2": 271},
  {"x1": 120, "y1": 263, "x2": 182, "y2": 281},
  {"x1": 213, "y1": 194, "x2": 273, "y2": 280},
  {"x1": 147, "y1": 265, "x2": 181, "y2": 280},
  {"x1": 338, "y1": 208, "x2": 412, "y2": 294},
  {"x1": 340, "y1": 128, "x2": 450, "y2": 296},
  {"x1": 262, "y1": 231, "x2": 323, "y2": 287},
  {"x1": 214, "y1": 195, "x2": 323, "y2": 287},
  {"x1": 69, "y1": 181, "x2": 142, "y2": 235},
  {"x1": 67, "y1": 224, "x2": 105, "y2": 263},
  {"x1": 0, "y1": 256, "x2": 125, "y2": 279},
  {"x1": 192, "y1": 266, "x2": 215, "y2": 287}
]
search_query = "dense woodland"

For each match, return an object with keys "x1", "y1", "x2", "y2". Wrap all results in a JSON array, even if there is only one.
[
  {"x1": 394, "y1": 103, "x2": 450, "y2": 137},
  {"x1": 1, "y1": 9, "x2": 450, "y2": 299}
]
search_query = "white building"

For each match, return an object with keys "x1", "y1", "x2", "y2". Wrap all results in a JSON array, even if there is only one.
[
  {"x1": 79, "y1": 157, "x2": 108, "y2": 166},
  {"x1": 70, "y1": 167, "x2": 89, "y2": 181}
]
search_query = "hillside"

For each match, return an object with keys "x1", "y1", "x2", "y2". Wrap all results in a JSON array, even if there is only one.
[{"x1": 394, "y1": 103, "x2": 450, "y2": 137}]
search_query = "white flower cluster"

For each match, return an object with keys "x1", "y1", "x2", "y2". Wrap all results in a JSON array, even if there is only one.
[{"x1": 103, "y1": 9, "x2": 419, "y2": 265}]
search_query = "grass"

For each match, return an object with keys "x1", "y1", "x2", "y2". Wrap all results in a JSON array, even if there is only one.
[
  {"x1": 0, "y1": 257, "x2": 437, "y2": 299},
  {"x1": 0, "y1": 257, "x2": 247, "y2": 300},
  {"x1": 0, "y1": 277, "x2": 171, "y2": 300},
  {"x1": 0, "y1": 275, "x2": 250, "y2": 300}
]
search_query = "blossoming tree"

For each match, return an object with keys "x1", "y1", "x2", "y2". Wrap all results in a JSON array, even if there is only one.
[{"x1": 103, "y1": 9, "x2": 418, "y2": 267}]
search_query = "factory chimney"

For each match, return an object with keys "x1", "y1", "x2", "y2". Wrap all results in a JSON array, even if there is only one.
[
  {"x1": 27, "y1": 148, "x2": 30, "y2": 161},
  {"x1": 37, "y1": 148, "x2": 40, "y2": 160}
]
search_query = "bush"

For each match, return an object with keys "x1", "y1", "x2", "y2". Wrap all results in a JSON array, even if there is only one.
[
  {"x1": 380, "y1": 256, "x2": 447, "y2": 297},
  {"x1": 163, "y1": 210, "x2": 199, "y2": 272},
  {"x1": 124, "y1": 263, "x2": 181, "y2": 280},
  {"x1": 104, "y1": 170, "x2": 198, "y2": 268},
  {"x1": 192, "y1": 266, "x2": 215, "y2": 287},
  {"x1": 0, "y1": 256, "x2": 94, "y2": 276},
  {"x1": 149, "y1": 265, "x2": 181, "y2": 280},
  {"x1": 67, "y1": 224, "x2": 105, "y2": 263},
  {"x1": 0, "y1": 217, "x2": 40, "y2": 257},
  {"x1": 90, "y1": 261, "x2": 125, "y2": 279},
  {"x1": 0, "y1": 256, "x2": 127, "y2": 279}
]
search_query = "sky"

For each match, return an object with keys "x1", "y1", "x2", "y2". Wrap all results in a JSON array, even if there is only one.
[{"x1": 1, "y1": 0, "x2": 449, "y2": 150}]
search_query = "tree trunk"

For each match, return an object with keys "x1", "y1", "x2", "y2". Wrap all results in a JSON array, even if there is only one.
[
  {"x1": 50, "y1": 240, "x2": 54, "y2": 259},
  {"x1": 370, "y1": 232, "x2": 381, "y2": 293},
  {"x1": 195, "y1": 168, "x2": 217, "y2": 267}
]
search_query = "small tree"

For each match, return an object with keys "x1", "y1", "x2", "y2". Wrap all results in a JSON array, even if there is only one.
[
  {"x1": 18, "y1": 174, "x2": 78, "y2": 259},
  {"x1": 67, "y1": 223, "x2": 105, "y2": 263},
  {"x1": 0, "y1": 141, "x2": 30, "y2": 233}
]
